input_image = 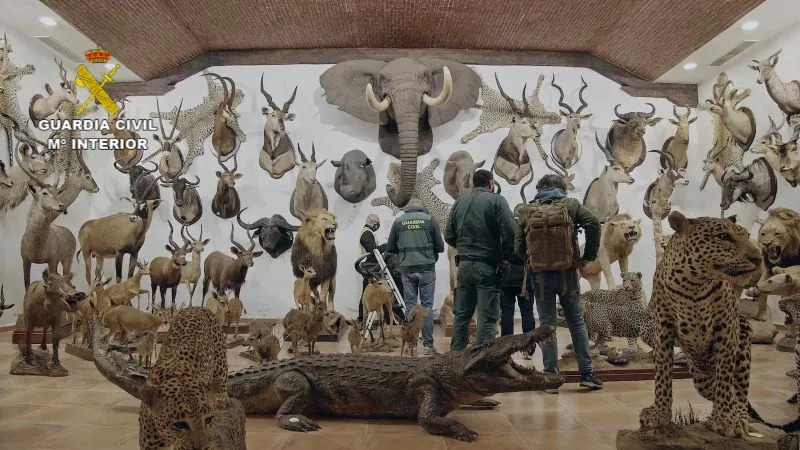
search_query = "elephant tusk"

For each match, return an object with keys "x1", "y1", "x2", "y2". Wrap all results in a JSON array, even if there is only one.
[
  {"x1": 365, "y1": 83, "x2": 390, "y2": 112},
  {"x1": 423, "y1": 66, "x2": 453, "y2": 107}
]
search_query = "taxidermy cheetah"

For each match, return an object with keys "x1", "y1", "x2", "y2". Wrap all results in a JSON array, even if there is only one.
[
  {"x1": 583, "y1": 272, "x2": 654, "y2": 349},
  {"x1": 776, "y1": 294, "x2": 800, "y2": 432},
  {"x1": 639, "y1": 212, "x2": 766, "y2": 438},
  {"x1": 138, "y1": 307, "x2": 230, "y2": 449}
]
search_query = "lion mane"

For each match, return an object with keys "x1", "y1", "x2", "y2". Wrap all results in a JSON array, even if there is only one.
[
  {"x1": 758, "y1": 207, "x2": 800, "y2": 270},
  {"x1": 290, "y1": 209, "x2": 337, "y2": 291}
]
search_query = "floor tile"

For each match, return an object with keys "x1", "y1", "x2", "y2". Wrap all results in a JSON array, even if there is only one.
[
  {"x1": 364, "y1": 432, "x2": 446, "y2": 450},
  {"x1": 505, "y1": 411, "x2": 586, "y2": 433}
]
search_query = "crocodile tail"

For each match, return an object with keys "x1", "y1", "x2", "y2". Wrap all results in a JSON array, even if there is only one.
[
  {"x1": 747, "y1": 401, "x2": 800, "y2": 432},
  {"x1": 91, "y1": 320, "x2": 146, "y2": 400}
]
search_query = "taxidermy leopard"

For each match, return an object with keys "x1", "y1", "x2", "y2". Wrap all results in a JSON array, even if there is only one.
[
  {"x1": 776, "y1": 294, "x2": 800, "y2": 432},
  {"x1": 138, "y1": 307, "x2": 230, "y2": 449},
  {"x1": 0, "y1": 35, "x2": 36, "y2": 167},
  {"x1": 582, "y1": 272, "x2": 653, "y2": 349},
  {"x1": 639, "y1": 212, "x2": 766, "y2": 438}
]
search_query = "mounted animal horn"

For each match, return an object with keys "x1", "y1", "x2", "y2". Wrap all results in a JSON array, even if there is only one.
[
  {"x1": 155, "y1": 98, "x2": 183, "y2": 140},
  {"x1": 237, "y1": 207, "x2": 270, "y2": 231},
  {"x1": 727, "y1": 169, "x2": 754, "y2": 182},
  {"x1": 649, "y1": 150, "x2": 676, "y2": 169},
  {"x1": 594, "y1": 133, "x2": 615, "y2": 163},
  {"x1": 229, "y1": 223, "x2": 246, "y2": 252},
  {"x1": 166, "y1": 221, "x2": 181, "y2": 251},
  {"x1": 14, "y1": 141, "x2": 46, "y2": 187},
  {"x1": 259, "y1": 73, "x2": 280, "y2": 111},
  {"x1": 297, "y1": 144, "x2": 308, "y2": 163},
  {"x1": 203, "y1": 73, "x2": 230, "y2": 108},
  {"x1": 494, "y1": 73, "x2": 524, "y2": 117},
  {"x1": 180, "y1": 224, "x2": 192, "y2": 247},
  {"x1": 551, "y1": 75, "x2": 573, "y2": 115},
  {"x1": 642, "y1": 103, "x2": 656, "y2": 119},
  {"x1": 185, "y1": 175, "x2": 200, "y2": 186},
  {"x1": 613, "y1": 104, "x2": 630, "y2": 120},
  {"x1": 575, "y1": 77, "x2": 589, "y2": 114},
  {"x1": 246, "y1": 227, "x2": 257, "y2": 252},
  {"x1": 311, "y1": 142, "x2": 317, "y2": 162},
  {"x1": 282, "y1": 86, "x2": 298, "y2": 112}
]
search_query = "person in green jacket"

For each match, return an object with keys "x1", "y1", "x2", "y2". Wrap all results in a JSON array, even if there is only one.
[
  {"x1": 515, "y1": 174, "x2": 603, "y2": 392},
  {"x1": 445, "y1": 169, "x2": 517, "y2": 351},
  {"x1": 386, "y1": 200, "x2": 444, "y2": 356}
]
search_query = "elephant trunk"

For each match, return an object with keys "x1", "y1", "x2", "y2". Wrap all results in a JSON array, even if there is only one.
[{"x1": 391, "y1": 110, "x2": 420, "y2": 207}]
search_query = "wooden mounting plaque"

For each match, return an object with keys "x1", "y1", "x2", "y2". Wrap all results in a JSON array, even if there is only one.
[
  {"x1": 65, "y1": 343, "x2": 94, "y2": 361},
  {"x1": 11, "y1": 324, "x2": 73, "y2": 345}
]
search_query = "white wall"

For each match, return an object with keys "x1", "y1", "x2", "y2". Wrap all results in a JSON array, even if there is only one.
[{"x1": 1, "y1": 22, "x2": 797, "y2": 327}]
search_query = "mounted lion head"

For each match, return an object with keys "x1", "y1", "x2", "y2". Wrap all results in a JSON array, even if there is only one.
[
  {"x1": 756, "y1": 207, "x2": 800, "y2": 266},
  {"x1": 297, "y1": 209, "x2": 337, "y2": 251}
]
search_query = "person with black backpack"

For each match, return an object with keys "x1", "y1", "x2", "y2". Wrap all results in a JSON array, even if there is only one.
[{"x1": 515, "y1": 174, "x2": 603, "y2": 392}]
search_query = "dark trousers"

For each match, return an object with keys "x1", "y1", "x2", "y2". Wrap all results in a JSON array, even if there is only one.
[
  {"x1": 500, "y1": 287, "x2": 535, "y2": 336},
  {"x1": 450, "y1": 261, "x2": 501, "y2": 351}
]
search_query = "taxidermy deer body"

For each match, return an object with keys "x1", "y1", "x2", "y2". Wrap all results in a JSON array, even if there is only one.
[
  {"x1": 361, "y1": 277, "x2": 394, "y2": 342},
  {"x1": 583, "y1": 135, "x2": 634, "y2": 224},
  {"x1": 19, "y1": 153, "x2": 75, "y2": 290},
  {"x1": 660, "y1": 106, "x2": 696, "y2": 170},
  {"x1": 492, "y1": 74, "x2": 545, "y2": 185},
  {"x1": 643, "y1": 151, "x2": 688, "y2": 261},
  {"x1": 77, "y1": 199, "x2": 162, "y2": 286},
  {"x1": 179, "y1": 225, "x2": 208, "y2": 305},
  {"x1": 203, "y1": 73, "x2": 242, "y2": 160},
  {"x1": 293, "y1": 265, "x2": 318, "y2": 311},
  {"x1": 105, "y1": 261, "x2": 150, "y2": 309},
  {"x1": 259, "y1": 73, "x2": 298, "y2": 179},
  {"x1": 283, "y1": 303, "x2": 327, "y2": 355},
  {"x1": 102, "y1": 305, "x2": 164, "y2": 343},
  {"x1": 549, "y1": 75, "x2": 591, "y2": 171},
  {"x1": 149, "y1": 221, "x2": 189, "y2": 312},
  {"x1": 211, "y1": 153, "x2": 241, "y2": 219},
  {"x1": 289, "y1": 143, "x2": 328, "y2": 220},
  {"x1": 202, "y1": 224, "x2": 264, "y2": 299},
  {"x1": 28, "y1": 57, "x2": 78, "y2": 125},
  {"x1": 748, "y1": 49, "x2": 800, "y2": 118}
]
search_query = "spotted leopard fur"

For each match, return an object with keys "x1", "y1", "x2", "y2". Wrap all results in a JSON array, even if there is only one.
[
  {"x1": 639, "y1": 213, "x2": 763, "y2": 438},
  {"x1": 582, "y1": 272, "x2": 652, "y2": 348},
  {"x1": 779, "y1": 295, "x2": 800, "y2": 417},
  {"x1": 0, "y1": 38, "x2": 36, "y2": 167},
  {"x1": 371, "y1": 158, "x2": 452, "y2": 227},
  {"x1": 149, "y1": 70, "x2": 246, "y2": 167},
  {"x1": 139, "y1": 307, "x2": 230, "y2": 450},
  {"x1": 460, "y1": 73, "x2": 560, "y2": 144}
]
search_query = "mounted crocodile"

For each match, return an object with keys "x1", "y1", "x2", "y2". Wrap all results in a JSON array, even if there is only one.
[{"x1": 93, "y1": 323, "x2": 561, "y2": 441}]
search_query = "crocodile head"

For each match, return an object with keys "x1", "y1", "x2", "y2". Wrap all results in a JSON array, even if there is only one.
[{"x1": 456, "y1": 325, "x2": 564, "y2": 395}]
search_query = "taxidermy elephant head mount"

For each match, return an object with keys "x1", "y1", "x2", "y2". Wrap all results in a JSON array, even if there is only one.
[
  {"x1": 320, "y1": 58, "x2": 482, "y2": 207},
  {"x1": 330, "y1": 149, "x2": 376, "y2": 203}
]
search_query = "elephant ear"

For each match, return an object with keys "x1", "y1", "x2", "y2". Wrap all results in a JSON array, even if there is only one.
[
  {"x1": 419, "y1": 59, "x2": 482, "y2": 127},
  {"x1": 320, "y1": 60, "x2": 387, "y2": 125}
]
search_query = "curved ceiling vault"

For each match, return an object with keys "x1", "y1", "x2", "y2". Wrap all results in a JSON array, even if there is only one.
[{"x1": 40, "y1": 0, "x2": 765, "y2": 105}]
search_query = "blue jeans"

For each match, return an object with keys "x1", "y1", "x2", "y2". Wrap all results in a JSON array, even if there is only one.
[
  {"x1": 530, "y1": 270, "x2": 593, "y2": 376},
  {"x1": 401, "y1": 270, "x2": 435, "y2": 348}
]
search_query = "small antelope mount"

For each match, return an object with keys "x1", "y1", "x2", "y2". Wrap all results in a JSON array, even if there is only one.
[
  {"x1": 202, "y1": 72, "x2": 244, "y2": 161},
  {"x1": 583, "y1": 135, "x2": 635, "y2": 224},
  {"x1": 290, "y1": 143, "x2": 328, "y2": 220},
  {"x1": 151, "y1": 98, "x2": 185, "y2": 179},
  {"x1": 149, "y1": 221, "x2": 190, "y2": 312},
  {"x1": 492, "y1": 74, "x2": 547, "y2": 185},
  {"x1": 748, "y1": 49, "x2": 800, "y2": 120},
  {"x1": 259, "y1": 73, "x2": 298, "y2": 179},
  {"x1": 203, "y1": 223, "x2": 263, "y2": 299},
  {"x1": 179, "y1": 225, "x2": 209, "y2": 304},
  {"x1": 719, "y1": 157, "x2": 778, "y2": 214},
  {"x1": 643, "y1": 150, "x2": 688, "y2": 221},
  {"x1": 660, "y1": 105, "x2": 697, "y2": 170},
  {"x1": 212, "y1": 152, "x2": 242, "y2": 220},
  {"x1": 28, "y1": 56, "x2": 78, "y2": 126},
  {"x1": 443, "y1": 150, "x2": 485, "y2": 201},
  {"x1": 603, "y1": 103, "x2": 662, "y2": 172},
  {"x1": 549, "y1": 75, "x2": 591, "y2": 170},
  {"x1": 237, "y1": 208, "x2": 300, "y2": 258},
  {"x1": 102, "y1": 99, "x2": 144, "y2": 171}
]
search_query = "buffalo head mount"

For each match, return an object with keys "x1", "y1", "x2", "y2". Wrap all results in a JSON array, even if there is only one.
[
  {"x1": 237, "y1": 207, "x2": 300, "y2": 259},
  {"x1": 604, "y1": 104, "x2": 662, "y2": 172},
  {"x1": 320, "y1": 57, "x2": 481, "y2": 207}
]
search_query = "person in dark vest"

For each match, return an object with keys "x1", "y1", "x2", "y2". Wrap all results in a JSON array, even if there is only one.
[
  {"x1": 515, "y1": 174, "x2": 603, "y2": 392},
  {"x1": 356, "y1": 214, "x2": 389, "y2": 325},
  {"x1": 386, "y1": 200, "x2": 444, "y2": 356},
  {"x1": 499, "y1": 204, "x2": 536, "y2": 359},
  {"x1": 445, "y1": 169, "x2": 517, "y2": 351}
]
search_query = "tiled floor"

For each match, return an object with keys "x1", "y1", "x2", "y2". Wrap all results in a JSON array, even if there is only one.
[{"x1": 0, "y1": 325, "x2": 796, "y2": 449}]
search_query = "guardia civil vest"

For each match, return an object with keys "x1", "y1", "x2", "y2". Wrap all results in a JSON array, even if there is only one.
[{"x1": 396, "y1": 211, "x2": 435, "y2": 269}]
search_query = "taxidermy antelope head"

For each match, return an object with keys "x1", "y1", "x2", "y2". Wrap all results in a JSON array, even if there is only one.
[
  {"x1": 492, "y1": 74, "x2": 545, "y2": 184},
  {"x1": 606, "y1": 104, "x2": 662, "y2": 172},
  {"x1": 103, "y1": 99, "x2": 144, "y2": 170},
  {"x1": 152, "y1": 98, "x2": 184, "y2": 179},
  {"x1": 290, "y1": 143, "x2": 329, "y2": 220},
  {"x1": 159, "y1": 157, "x2": 202, "y2": 226},
  {"x1": 211, "y1": 152, "x2": 242, "y2": 219},
  {"x1": 770, "y1": 125, "x2": 800, "y2": 187},
  {"x1": 550, "y1": 75, "x2": 591, "y2": 169},
  {"x1": 29, "y1": 56, "x2": 79, "y2": 124},
  {"x1": 584, "y1": 135, "x2": 635, "y2": 223},
  {"x1": 202, "y1": 72, "x2": 241, "y2": 159},
  {"x1": 659, "y1": 105, "x2": 697, "y2": 170},
  {"x1": 747, "y1": 49, "x2": 800, "y2": 118},
  {"x1": 260, "y1": 74, "x2": 297, "y2": 145},
  {"x1": 114, "y1": 160, "x2": 162, "y2": 203},
  {"x1": 643, "y1": 150, "x2": 688, "y2": 220}
]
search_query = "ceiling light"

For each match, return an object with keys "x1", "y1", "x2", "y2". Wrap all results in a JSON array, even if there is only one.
[
  {"x1": 741, "y1": 20, "x2": 759, "y2": 31},
  {"x1": 683, "y1": 62, "x2": 697, "y2": 70},
  {"x1": 105, "y1": 63, "x2": 116, "y2": 70},
  {"x1": 38, "y1": 17, "x2": 57, "y2": 26}
]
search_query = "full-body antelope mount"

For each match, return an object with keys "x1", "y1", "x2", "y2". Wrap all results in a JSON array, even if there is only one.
[
  {"x1": 643, "y1": 150, "x2": 688, "y2": 262},
  {"x1": 104, "y1": 260, "x2": 150, "y2": 309},
  {"x1": 259, "y1": 73, "x2": 298, "y2": 179},
  {"x1": 149, "y1": 221, "x2": 189, "y2": 313},
  {"x1": 293, "y1": 265, "x2": 318, "y2": 311},
  {"x1": 492, "y1": 74, "x2": 546, "y2": 185},
  {"x1": 28, "y1": 57, "x2": 78, "y2": 125},
  {"x1": 202, "y1": 73, "x2": 243, "y2": 160},
  {"x1": 211, "y1": 153, "x2": 242, "y2": 219},
  {"x1": 550, "y1": 75, "x2": 591, "y2": 170},
  {"x1": 583, "y1": 135, "x2": 635, "y2": 224},
  {"x1": 202, "y1": 224, "x2": 264, "y2": 299},
  {"x1": 660, "y1": 105, "x2": 697, "y2": 170},
  {"x1": 748, "y1": 49, "x2": 800, "y2": 120},
  {"x1": 289, "y1": 143, "x2": 328, "y2": 220},
  {"x1": 18, "y1": 150, "x2": 75, "y2": 290},
  {"x1": 180, "y1": 225, "x2": 209, "y2": 305}
]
